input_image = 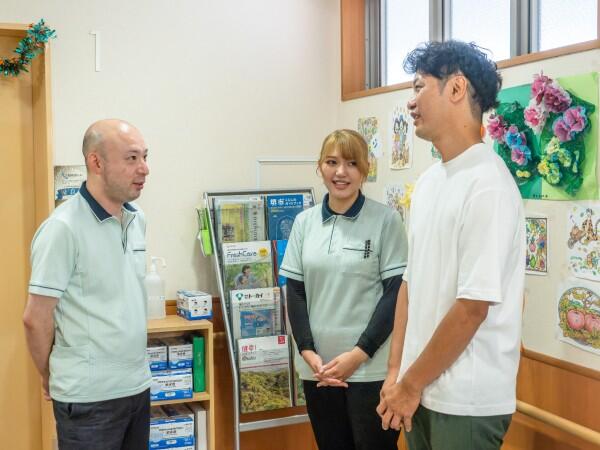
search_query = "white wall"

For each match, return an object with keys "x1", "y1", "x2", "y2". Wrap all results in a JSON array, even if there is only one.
[
  {"x1": 3, "y1": 0, "x2": 340, "y2": 295},
  {"x1": 336, "y1": 49, "x2": 600, "y2": 371}
]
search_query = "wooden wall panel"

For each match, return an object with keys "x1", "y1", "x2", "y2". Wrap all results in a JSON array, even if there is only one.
[
  {"x1": 341, "y1": 0, "x2": 365, "y2": 98},
  {"x1": 502, "y1": 355, "x2": 600, "y2": 450}
]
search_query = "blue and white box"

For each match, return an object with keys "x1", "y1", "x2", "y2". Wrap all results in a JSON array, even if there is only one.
[
  {"x1": 147, "y1": 339, "x2": 168, "y2": 371},
  {"x1": 177, "y1": 290, "x2": 212, "y2": 320},
  {"x1": 149, "y1": 415, "x2": 194, "y2": 449},
  {"x1": 177, "y1": 290, "x2": 212, "y2": 309},
  {"x1": 162, "y1": 337, "x2": 193, "y2": 369},
  {"x1": 150, "y1": 368, "x2": 193, "y2": 401}
]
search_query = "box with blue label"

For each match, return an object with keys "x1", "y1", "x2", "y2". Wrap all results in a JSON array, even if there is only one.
[
  {"x1": 177, "y1": 289, "x2": 213, "y2": 321},
  {"x1": 162, "y1": 337, "x2": 193, "y2": 369},
  {"x1": 147, "y1": 339, "x2": 168, "y2": 371},
  {"x1": 177, "y1": 305, "x2": 212, "y2": 321},
  {"x1": 177, "y1": 290, "x2": 212, "y2": 309},
  {"x1": 149, "y1": 404, "x2": 195, "y2": 449},
  {"x1": 150, "y1": 368, "x2": 193, "y2": 401}
]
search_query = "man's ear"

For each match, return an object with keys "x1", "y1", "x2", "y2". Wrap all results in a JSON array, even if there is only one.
[
  {"x1": 87, "y1": 151, "x2": 103, "y2": 174},
  {"x1": 448, "y1": 75, "x2": 468, "y2": 104}
]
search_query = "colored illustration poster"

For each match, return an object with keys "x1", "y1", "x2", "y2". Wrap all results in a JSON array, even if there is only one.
[
  {"x1": 358, "y1": 117, "x2": 380, "y2": 182},
  {"x1": 390, "y1": 105, "x2": 413, "y2": 170},
  {"x1": 567, "y1": 202, "x2": 600, "y2": 281},
  {"x1": 525, "y1": 216, "x2": 548, "y2": 275},
  {"x1": 383, "y1": 184, "x2": 406, "y2": 223},
  {"x1": 488, "y1": 72, "x2": 598, "y2": 200},
  {"x1": 557, "y1": 279, "x2": 600, "y2": 356}
]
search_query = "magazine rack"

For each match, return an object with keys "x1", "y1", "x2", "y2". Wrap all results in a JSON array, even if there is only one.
[{"x1": 204, "y1": 188, "x2": 315, "y2": 450}]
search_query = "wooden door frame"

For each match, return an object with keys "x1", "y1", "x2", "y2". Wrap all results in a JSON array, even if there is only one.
[{"x1": 0, "y1": 22, "x2": 54, "y2": 449}]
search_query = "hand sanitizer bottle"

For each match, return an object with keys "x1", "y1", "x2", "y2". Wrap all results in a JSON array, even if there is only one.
[{"x1": 146, "y1": 256, "x2": 166, "y2": 320}]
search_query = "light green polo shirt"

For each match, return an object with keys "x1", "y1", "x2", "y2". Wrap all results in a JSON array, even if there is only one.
[
  {"x1": 280, "y1": 194, "x2": 408, "y2": 382},
  {"x1": 29, "y1": 182, "x2": 151, "y2": 402}
]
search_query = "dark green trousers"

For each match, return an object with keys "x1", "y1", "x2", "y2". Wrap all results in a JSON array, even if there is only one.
[{"x1": 405, "y1": 405, "x2": 512, "y2": 450}]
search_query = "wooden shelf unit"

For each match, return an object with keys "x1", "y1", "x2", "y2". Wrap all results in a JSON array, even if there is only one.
[{"x1": 148, "y1": 314, "x2": 215, "y2": 450}]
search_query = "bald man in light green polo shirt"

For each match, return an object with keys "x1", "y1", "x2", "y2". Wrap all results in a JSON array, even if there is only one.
[{"x1": 23, "y1": 119, "x2": 152, "y2": 450}]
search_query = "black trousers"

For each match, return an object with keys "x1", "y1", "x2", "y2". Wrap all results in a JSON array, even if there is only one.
[
  {"x1": 52, "y1": 388, "x2": 150, "y2": 450},
  {"x1": 304, "y1": 380, "x2": 400, "y2": 450}
]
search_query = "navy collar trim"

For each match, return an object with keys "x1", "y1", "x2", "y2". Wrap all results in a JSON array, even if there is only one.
[
  {"x1": 321, "y1": 191, "x2": 365, "y2": 223},
  {"x1": 79, "y1": 182, "x2": 137, "y2": 222}
]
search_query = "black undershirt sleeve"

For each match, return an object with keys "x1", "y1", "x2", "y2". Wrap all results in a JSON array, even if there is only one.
[
  {"x1": 286, "y1": 278, "x2": 316, "y2": 353},
  {"x1": 355, "y1": 274, "x2": 403, "y2": 358}
]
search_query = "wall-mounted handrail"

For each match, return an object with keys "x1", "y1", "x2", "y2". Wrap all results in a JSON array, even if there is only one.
[{"x1": 517, "y1": 400, "x2": 600, "y2": 446}]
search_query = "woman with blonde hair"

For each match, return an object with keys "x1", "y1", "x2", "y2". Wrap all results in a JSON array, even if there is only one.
[{"x1": 280, "y1": 129, "x2": 408, "y2": 450}]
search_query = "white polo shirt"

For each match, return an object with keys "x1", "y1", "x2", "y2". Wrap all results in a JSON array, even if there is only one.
[
  {"x1": 281, "y1": 195, "x2": 408, "y2": 382},
  {"x1": 29, "y1": 182, "x2": 151, "y2": 402},
  {"x1": 399, "y1": 143, "x2": 525, "y2": 416}
]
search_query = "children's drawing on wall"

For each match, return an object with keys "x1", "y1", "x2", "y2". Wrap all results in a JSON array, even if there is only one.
[
  {"x1": 567, "y1": 203, "x2": 600, "y2": 281},
  {"x1": 383, "y1": 183, "x2": 414, "y2": 226},
  {"x1": 358, "y1": 116, "x2": 381, "y2": 182},
  {"x1": 557, "y1": 280, "x2": 600, "y2": 355},
  {"x1": 525, "y1": 216, "x2": 548, "y2": 275},
  {"x1": 487, "y1": 71, "x2": 598, "y2": 200},
  {"x1": 384, "y1": 184, "x2": 406, "y2": 222},
  {"x1": 390, "y1": 105, "x2": 412, "y2": 170}
]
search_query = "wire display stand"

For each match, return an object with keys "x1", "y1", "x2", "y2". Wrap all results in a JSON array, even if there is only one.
[{"x1": 204, "y1": 188, "x2": 315, "y2": 450}]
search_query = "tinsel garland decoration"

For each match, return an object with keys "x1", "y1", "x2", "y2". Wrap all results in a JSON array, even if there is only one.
[{"x1": 1, "y1": 19, "x2": 56, "y2": 77}]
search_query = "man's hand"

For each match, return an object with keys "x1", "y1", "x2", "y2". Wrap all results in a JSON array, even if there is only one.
[
  {"x1": 377, "y1": 376, "x2": 422, "y2": 432},
  {"x1": 41, "y1": 373, "x2": 51, "y2": 401},
  {"x1": 376, "y1": 371, "x2": 398, "y2": 416}
]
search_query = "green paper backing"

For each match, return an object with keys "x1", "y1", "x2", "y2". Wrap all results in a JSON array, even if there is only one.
[{"x1": 495, "y1": 72, "x2": 598, "y2": 200}]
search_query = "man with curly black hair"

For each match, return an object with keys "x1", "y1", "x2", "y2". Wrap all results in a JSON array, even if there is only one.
[{"x1": 377, "y1": 40, "x2": 525, "y2": 450}]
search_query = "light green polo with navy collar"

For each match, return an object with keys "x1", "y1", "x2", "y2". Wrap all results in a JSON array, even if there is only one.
[
  {"x1": 280, "y1": 192, "x2": 408, "y2": 382},
  {"x1": 28, "y1": 182, "x2": 151, "y2": 402}
]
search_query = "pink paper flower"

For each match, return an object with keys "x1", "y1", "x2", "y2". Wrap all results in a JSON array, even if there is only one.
[
  {"x1": 524, "y1": 98, "x2": 548, "y2": 134},
  {"x1": 511, "y1": 148, "x2": 528, "y2": 166},
  {"x1": 531, "y1": 72, "x2": 551, "y2": 104},
  {"x1": 553, "y1": 106, "x2": 588, "y2": 142},
  {"x1": 553, "y1": 119, "x2": 571, "y2": 142},
  {"x1": 543, "y1": 81, "x2": 572, "y2": 113},
  {"x1": 486, "y1": 114, "x2": 507, "y2": 143},
  {"x1": 564, "y1": 106, "x2": 587, "y2": 133}
]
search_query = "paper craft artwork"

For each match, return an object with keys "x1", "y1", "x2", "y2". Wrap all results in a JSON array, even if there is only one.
[
  {"x1": 487, "y1": 72, "x2": 598, "y2": 200},
  {"x1": 525, "y1": 217, "x2": 548, "y2": 275},
  {"x1": 390, "y1": 105, "x2": 412, "y2": 169},
  {"x1": 567, "y1": 203, "x2": 600, "y2": 281},
  {"x1": 557, "y1": 279, "x2": 600, "y2": 356},
  {"x1": 358, "y1": 117, "x2": 380, "y2": 182}
]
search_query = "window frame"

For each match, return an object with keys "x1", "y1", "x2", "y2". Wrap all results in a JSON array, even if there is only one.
[{"x1": 341, "y1": 0, "x2": 600, "y2": 101}]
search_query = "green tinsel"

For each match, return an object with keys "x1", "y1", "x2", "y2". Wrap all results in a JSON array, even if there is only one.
[{"x1": 1, "y1": 19, "x2": 56, "y2": 77}]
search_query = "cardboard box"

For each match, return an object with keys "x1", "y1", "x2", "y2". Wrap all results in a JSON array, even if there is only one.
[
  {"x1": 162, "y1": 337, "x2": 193, "y2": 369},
  {"x1": 150, "y1": 368, "x2": 193, "y2": 401},
  {"x1": 147, "y1": 339, "x2": 168, "y2": 371}
]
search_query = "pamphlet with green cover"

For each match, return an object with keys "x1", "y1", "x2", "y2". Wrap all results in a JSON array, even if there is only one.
[{"x1": 238, "y1": 335, "x2": 292, "y2": 413}]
